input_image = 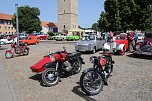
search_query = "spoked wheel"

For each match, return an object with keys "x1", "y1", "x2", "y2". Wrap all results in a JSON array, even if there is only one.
[
  {"x1": 23, "y1": 48, "x2": 29, "y2": 55},
  {"x1": 80, "y1": 70, "x2": 104, "y2": 95},
  {"x1": 5, "y1": 51, "x2": 13, "y2": 58},
  {"x1": 74, "y1": 58, "x2": 82, "y2": 74},
  {"x1": 42, "y1": 68, "x2": 60, "y2": 87}
]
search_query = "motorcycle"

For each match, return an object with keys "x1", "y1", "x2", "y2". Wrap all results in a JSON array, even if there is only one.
[
  {"x1": 5, "y1": 42, "x2": 30, "y2": 58},
  {"x1": 79, "y1": 52, "x2": 114, "y2": 95},
  {"x1": 30, "y1": 47, "x2": 85, "y2": 87}
]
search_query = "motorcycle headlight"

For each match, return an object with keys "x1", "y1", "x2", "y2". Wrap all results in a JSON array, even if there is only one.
[{"x1": 49, "y1": 54, "x2": 55, "y2": 61}]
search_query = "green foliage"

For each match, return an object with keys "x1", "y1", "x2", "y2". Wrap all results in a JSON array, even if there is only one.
[
  {"x1": 98, "y1": 12, "x2": 108, "y2": 32},
  {"x1": 12, "y1": 6, "x2": 42, "y2": 33},
  {"x1": 98, "y1": 0, "x2": 152, "y2": 32},
  {"x1": 48, "y1": 32, "x2": 55, "y2": 36},
  {"x1": 92, "y1": 23, "x2": 100, "y2": 31},
  {"x1": 103, "y1": 0, "x2": 121, "y2": 32}
]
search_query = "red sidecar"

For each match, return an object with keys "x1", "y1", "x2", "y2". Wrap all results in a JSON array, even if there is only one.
[{"x1": 30, "y1": 56, "x2": 51, "y2": 73}]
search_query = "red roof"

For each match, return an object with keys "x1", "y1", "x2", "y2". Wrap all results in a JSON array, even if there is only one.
[
  {"x1": 0, "y1": 13, "x2": 13, "y2": 20},
  {"x1": 41, "y1": 21, "x2": 58, "y2": 27}
]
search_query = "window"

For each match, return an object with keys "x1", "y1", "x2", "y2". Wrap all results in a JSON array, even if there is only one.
[
  {"x1": 0, "y1": 20, "x2": 4, "y2": 24},
  {"x1": 64, "y1": 10, "x2": 65, "y2": 13}
]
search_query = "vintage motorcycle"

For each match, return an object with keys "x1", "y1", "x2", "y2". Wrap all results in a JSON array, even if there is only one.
[
  {"x1": 80, "y1": 52, "x2": 114, "y2": 95},
  {"x1": 30, "y1": 47, "x2": 85, "y2": 87},
  {"x1": 5, "y1": 43, "x2": 30, "y2": 58}
]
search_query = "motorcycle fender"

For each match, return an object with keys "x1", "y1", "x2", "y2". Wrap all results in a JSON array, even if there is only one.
[
  {"x1": 117, "y1": 44, "x2": 125, "y2": 51},
  {"x1": 6, "y1": 50, "x2": 12, "y2": 53},
  {"x1": 43, "y1": 61, "x2": 56, "y2": 68},
  {"x1": 82, "y1": 68, "x2": 106, "y2": 80},
  {"x1": 26, "y1": 47, "x2": 30, "y2": 51}
]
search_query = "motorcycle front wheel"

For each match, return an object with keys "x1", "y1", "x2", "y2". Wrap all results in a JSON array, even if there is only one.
[
  {"x1": 5, "y1": 51, "x2": 13, "y2": 58},
  {"x1": 42, "y1": 68, "x2": 60, "y2": 87},
  {"x1": 80, "y1": 70, "x2": 104, "y2": 95},
  {"x1": 74, "y1": 58, "x2": 82, "y2": 74},
  {"x1": 23, "y1": 48, "x2": 29, "y2": 55}
]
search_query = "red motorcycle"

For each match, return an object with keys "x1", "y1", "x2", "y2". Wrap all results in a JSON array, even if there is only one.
[
  {"x1": 80, "y1": 52, "x2": 114, "y2": 95},
  {"x1": 30, "y1": 47, "x2": 85, "y2": 86},
  {"x1": 5, "y1": 43, "x2": 30, "y2": 58}
]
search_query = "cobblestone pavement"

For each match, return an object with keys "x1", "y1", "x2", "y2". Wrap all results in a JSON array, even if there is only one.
[{"x1": 0, "y1": 42, "x2": 152, "y2": 101}]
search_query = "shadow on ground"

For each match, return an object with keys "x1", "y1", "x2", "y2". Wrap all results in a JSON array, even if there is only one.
[
  {"x1": 29, "y1": 74, "x2": 47, "y2": 87},
  {"x1": 127, "y1": 53, "x2": 152, "y2": 60},
  {"x1": 72, "y1": 82, "x2": 97, "y2": 101},
  {"x1": 0, "y1": 47, "x2": 8, "y2": 50}
]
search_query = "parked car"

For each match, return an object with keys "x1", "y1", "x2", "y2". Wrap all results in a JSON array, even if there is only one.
[
  {"x1": 103, "y1": 34, "x2": 129, "y2": 55},
  {"x1": 66, "y1": 34, "x2": 80, "y2": 41},
  {"x1": 137, "y1": 33, "x2": 145, "y2": 43},
  {"x1": 75, "y1": 35, "x2": 105, "y2": 53},
  {"x1": 37, "y1": 33, "x2": 48, "y2": 40},
  {"x1": 55, "y1": 33, "x2": 66, "y2": 41},
  {"x1": 19, "y1": 33, "x2": 28, "y2": 39},
  {"x1": 0, "y1": 36, "x2": 17, "y2": 45},
  {"x1": 19, "y1": 36, "x2": 40, "y2": 45},
  {"x1": 134, "y1": 32, "x2": 152, "y2": 56}
]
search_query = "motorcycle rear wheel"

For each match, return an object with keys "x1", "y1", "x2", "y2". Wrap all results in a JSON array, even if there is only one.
[
  {"x1": 5, "y1": 51, "x2": 13, "y2": 58},
  {"x1": 80, "y1": 70, "x2": 104, "y2": 95},
  {"x1": 42, "y1": 68, "x2": 60, "y2": 87}
]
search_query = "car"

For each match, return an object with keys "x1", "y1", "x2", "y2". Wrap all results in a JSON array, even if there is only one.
[
  {"x1": 103, "y1": 34, "x2": 129, "y2": 55},
  {"x1": 19, "y1": 36, "x2": 40, "y2": 45},
  {"x1": 75, "y1": 35, "x2": 105, "y2": 53},
  {"x1": 66, "y1": 34, "x2": 80, "y2": 41},
  {"x1": 134, "y1": 32, "x2": 152, "y2": 56},
  {"x1": 37, "y1": 33, "x2": 48, "y2": 40},
  {"x1": 54, "y1": 33, "x2": 66, "y2": 41},
  {"x1": 0, "y1": 36, "x2": 17, "y2": 45},
  {"x1": 137, "y1": 33, "x2": 145, "y2": 43},
  {"x1": 19, "y1": 33, "x2": 28, "y2": 39}
]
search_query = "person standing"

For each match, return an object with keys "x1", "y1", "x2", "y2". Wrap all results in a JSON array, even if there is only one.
[{"x1": 105, "y1": 31, "x2": 110, "y2": 42}]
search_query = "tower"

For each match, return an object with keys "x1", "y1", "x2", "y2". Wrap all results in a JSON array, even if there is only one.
[{"x1": 58, "y1": 0, "x2": 78, "y2": 33}]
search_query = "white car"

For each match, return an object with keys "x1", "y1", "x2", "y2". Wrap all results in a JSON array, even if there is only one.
[
  {"x1": 137, "y1": 33, "x2": 145, "y2": 43},
  {"x1": 0, "y1": 37, "x2": 17, "y2": 45},
  {"x1": 55, "y1": 34, "x2": 66, "y2": 41}
]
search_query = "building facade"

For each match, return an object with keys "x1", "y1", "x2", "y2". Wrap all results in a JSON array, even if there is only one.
[
  {"x1": 58, "y1": 0, "x2": 78, "y2": 33},
  {"x1": 0, "y1": 13, "x2": 16, "y2": 35},
  {"x1": 41, "y1": 21, "x2": 58, "y2": 34}
]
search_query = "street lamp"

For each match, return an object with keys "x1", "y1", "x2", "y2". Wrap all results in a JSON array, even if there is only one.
[{"x1": 15, "y1": 4, "x2": 19, "y2": 46}]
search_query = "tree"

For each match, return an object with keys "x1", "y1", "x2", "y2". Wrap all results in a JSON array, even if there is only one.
[
  {"x1": 98, "y1": 12, "x2": 108, "y2": 32},
  {"x1": 133, "y1": 0, "x2": 152, "y2": 31},
  {"x1": 92, "y1": 23, "x2": 99, "y2": 31},
  {"x1": 12, "y1": 6, "x2": 42, "y2": 33},
  {"x1": 104, "y1": 0, "x2": 121, "y2": 32}
]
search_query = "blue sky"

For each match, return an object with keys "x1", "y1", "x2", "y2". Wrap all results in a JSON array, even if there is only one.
[{"x1": 0, "y1": 0, "x2": 105, "y2": 28}]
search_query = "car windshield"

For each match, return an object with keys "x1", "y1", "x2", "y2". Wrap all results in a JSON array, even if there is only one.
[{"x1": 82, "y1": 36, "x2": 95, "y2": 41}]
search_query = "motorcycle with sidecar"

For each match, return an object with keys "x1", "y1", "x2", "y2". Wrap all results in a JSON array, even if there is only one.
[{"x1": 30, "y1": 47, "x2": 85, "y2": 86}]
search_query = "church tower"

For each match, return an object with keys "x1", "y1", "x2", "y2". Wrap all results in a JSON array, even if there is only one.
[{"x1": 58, "y1": 0, "x2": 78, "y2": 33}]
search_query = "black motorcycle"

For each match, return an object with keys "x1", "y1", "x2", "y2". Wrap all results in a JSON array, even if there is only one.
[
  {"x1": 80, "y1": 52, "x2": 114, "y2": 95},
  {"x1": 41, "y1": 50, "x2": 85, "y2": 87}
]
